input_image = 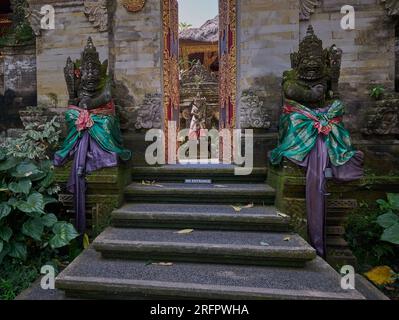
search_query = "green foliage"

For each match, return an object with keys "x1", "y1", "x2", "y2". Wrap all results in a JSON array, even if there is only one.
[
  {"x1": 346, "y1": 195, "x2": 399, "y2": 270},
  {"x1": 346, "y1": 211, "x2": 395, "y2": 268},
  {"x1": 376, "y1": 194, "x2": 399, "y2": 245},
  {"x1": 369, "y1": 85, "x2": 385, "y2": 100},
  {"x1": 0, "y1": 117, "x2": 78, "y2": 264}
]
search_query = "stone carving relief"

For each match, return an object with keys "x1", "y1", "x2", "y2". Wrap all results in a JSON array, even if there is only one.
[
  {"x1": 135, "y1": 94, "x2": 162, "y2": 130},
  {"x1": 381, "y1": 0, "x2": 399, "y2": 16},
  {"x1": 84, "y1": 0, "x2": 108, "y2": 32},
  {"x1": 299, "y1": 0, "x2": 319, "y2": 21},
  {"x1": 362, "y1": 97, "x2": 399, "y2": 136},
  {"x1": 180, "y1": 60, "x2": 217, "y2": 85},
  {"x1": 239, "y1": 90, "x2": 271, "y2": 129},
  {"x1": 122, "y1": 0, "x2": 146, "y2": 12}
]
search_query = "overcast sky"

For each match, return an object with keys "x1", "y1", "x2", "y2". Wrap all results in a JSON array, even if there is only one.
[{"x1": 179, "y1": 0, "x2": 218, "y2": 28}]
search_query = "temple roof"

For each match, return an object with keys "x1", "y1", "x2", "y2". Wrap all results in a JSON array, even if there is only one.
[{"x1": 179, "y1": 15, "x2": 218, "y2": 43}]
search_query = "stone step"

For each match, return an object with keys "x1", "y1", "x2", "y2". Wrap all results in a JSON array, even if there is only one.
[
  {"x1": 93, "y1": 227, "x2": 316, "y2": 267},
  {"x1": 326, "y1": 226, "x2": 345, "y2": 236},
  {"x1": 131, "y1": 164, "x2": 267, "y2": 183},
  {"x1": 56, "y1": 249, "x2": 365, "y2": 300},
  {"x1": 124, "y1": 182, "x2": 275, "y2": 204},
  {"x1": 112, "y1": 203, "x2": 290, "y2": 232}
]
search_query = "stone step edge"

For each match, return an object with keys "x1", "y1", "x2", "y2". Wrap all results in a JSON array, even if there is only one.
[
  {"x1": 92, "y1": 240, "x2": 316, "y2": 266},
  {"x1": 111, "y1": 211, "x2": 291, "y2": 231},
  {"x1": 56, "y1": 276, "x2": 364, "y2": 300}
]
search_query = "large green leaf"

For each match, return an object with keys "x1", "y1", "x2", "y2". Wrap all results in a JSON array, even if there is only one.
[
  {"x1": 0, "y1": 240, "x2": 3, "y2": 253},
  {"x1": 22, "y1": 218, "x2": 44, "y2": 241},
  {"x1": 377, "y1": 213, "x2": 399, "y2": 229},
  {"x1": 8, "y1": 242, "x2": 27, "y2": 260},
  {"x1": 0, "y1": 157, "x2": 18, "y2": 171},
  {"x1": 16, "y1": 192, "x2": 44, "y2": 213},
  {"x1": 39, "y1": 171, "x2": 55, "y2": 189},
  {"x1": 8, "y1": 179, "x2": 32, "y2": 195},
  {"x1": 387, "y1": 193, "x2": 399, "y2": 210},
  {"x1": 43, "y1": 196, "x2": 58, "y2": 206},
  {"x1": 0, "y1": 225, "x2": 12, "y2": 242},
  {"x1": 0, "y1": 149, "x2": 6, "y2": 161},
  {"x1": 41, "y1": 213, "x2": 58, "y2": 228},
  {"x1": 12, "y1": 162, "x2": 41, "y2": 178},
  {"x1": 381, "y1": 223, "x2": 399, "y2": 245},
  {"x1": 0, "y1": 203, "x2": 11, "y2": 220},
  {"x1": 49, "y1": 222, "x2": 79, "y2": 249}
]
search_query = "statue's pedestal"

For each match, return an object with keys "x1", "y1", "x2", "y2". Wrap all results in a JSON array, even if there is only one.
[
  {"x1": 268, "y1": 159, "x2": 358, "y2": 267},
  {"x1": 268, "y1": 158, "x2": 399, "y2": 268}
]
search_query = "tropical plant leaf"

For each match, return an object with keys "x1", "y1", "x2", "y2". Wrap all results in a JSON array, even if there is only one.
[
  {"x1": 0, "y1": 225, "x2": 12, "y2": 242},
  {"x1": 22, "y1": 218, "x2": 44, "y2": 241},
  {"x1": 49, "y1": 222, "x2": 79, "y2": 249},
  {"x1": 12, "y1": 162, "x2": 41, "y2": 178},
  {"x1": 8, "y1": 242, "x2": 27, "y2": 261},
  {"x1": 8, "y1": 179, "x2": 32, "y2": 195},
  {"x1": 387, "y1": 193, "x2": 399, "y2": 210},
  {"x1": 39, "y1": 171, "x2": 55, "y2": 189},
  {"x1": 16, "y1": 192, "x2": 44, "y2": 213},
  {"x1": 41, "y1": 213, "x2": 58, "y2": 228},
  {"x1": 43, "y1": 196, "x2": 58, "y2": 206},
  {"x1": 377, "y1": 213, "x2": 399, "y2": 229},
  {"x1": 0, "y1": 148, "x2": 6, "y2": 161},
  {"x1": 381, "y1": 224, "x2": 399, "y2": 245},
  {"x1": 0, "y1": 157, "x2": 19, "y2": 171},
  {"x1": 0, "y1": 203, "x2": 11, "y2": 220}
]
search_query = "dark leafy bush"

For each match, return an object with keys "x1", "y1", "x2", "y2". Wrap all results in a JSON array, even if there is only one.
[
  {"x1": 346, "y1": 198, "x2": 399, "y2": 270},
  {"x1": 0, "y1": 117, "x2": 78, "y2": 264}
]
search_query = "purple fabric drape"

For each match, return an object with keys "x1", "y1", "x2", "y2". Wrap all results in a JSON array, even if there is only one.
[
  {"x1": 291, "y1": 137, "x2": 364, "y2": 258},
  {"x1": 54, "y1": 132, "x2": 118, "y2": 234}
]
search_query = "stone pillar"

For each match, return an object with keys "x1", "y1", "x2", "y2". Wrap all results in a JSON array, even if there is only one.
[
  {"x1": 109, "y1": 0, "x2": 163, "y2": 126},
  {"x1": 236, "y1": 0, "x2": 299, "y2": 166}
]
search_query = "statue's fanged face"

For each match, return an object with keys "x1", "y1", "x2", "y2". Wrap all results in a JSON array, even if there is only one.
[
  {"x1": 81, "y1": 61, "x2": 101, "y2": 93},
  {"x1": 298, "y1": 53, "x2": 324, "y2": 81}
]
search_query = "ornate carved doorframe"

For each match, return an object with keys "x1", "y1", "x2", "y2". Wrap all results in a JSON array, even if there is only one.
[
  {"x1": 219, "y1": 0, "x2": 237, "y2": 130},
  {"x1": 162, "y1": 0, "x2": 237, "y2": 137},
  {"x1": 162, "y1": 0, "x2": 180, "y2": 159}
]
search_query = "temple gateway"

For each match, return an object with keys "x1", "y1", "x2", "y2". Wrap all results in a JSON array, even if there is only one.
[{"x1": 0, "y1": 0, "x2": 398, "y2": 300}]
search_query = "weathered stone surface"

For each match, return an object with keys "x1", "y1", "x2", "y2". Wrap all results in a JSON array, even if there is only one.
[
  {"x1": 237, "y1": 0, "x2": 299, "y2": 131},
  {"x1": 94, "y1": 227, "x2": 316, "y2": 267},
  {"x1": 0, "y1": 44, "x2": 36, "y2": 131},
  {"x1": 239, "y1": 90, "x2": 271, "y2": 129}
]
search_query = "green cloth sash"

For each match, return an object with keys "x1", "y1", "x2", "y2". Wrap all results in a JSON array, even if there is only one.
[
  {"x1": 270, "y1": 99, "x2": 357, "y2": 167},
  {"x1": 55, "y1": 107, "x2": 132, "y2": 162}
]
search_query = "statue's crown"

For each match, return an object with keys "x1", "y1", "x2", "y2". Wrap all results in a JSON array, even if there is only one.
[
  {"x1": 81, "y1": 37, "x2": 101, "y2": 66},
  {"x1": 298, "y1": 25, "x2": 323, "y2": 57}
]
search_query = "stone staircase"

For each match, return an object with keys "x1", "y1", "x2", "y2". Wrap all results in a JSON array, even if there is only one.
[{"x1": 55, "y1": 165, "x2": 365, "y2": 300}]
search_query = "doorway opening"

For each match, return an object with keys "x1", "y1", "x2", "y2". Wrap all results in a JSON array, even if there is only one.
[{"x1": 162, "y1": 0, "x2": 237, "y2": 164}]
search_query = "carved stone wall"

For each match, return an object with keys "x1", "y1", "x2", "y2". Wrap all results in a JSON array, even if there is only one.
[
  {"x1": 30, "y1": 0, "x2": 109, "y2": 109},
  {"x1": 109, "y1": 0, "x2": 162, "y2": 129},
  {"x1": 236, "y1": 0, "x2": 299, "y2": 131},
  {"x1": 300, "y1": 1, "x2": 396, "y2": 134}
]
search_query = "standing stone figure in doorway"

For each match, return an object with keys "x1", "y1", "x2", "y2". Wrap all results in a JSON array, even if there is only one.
[
  {"x1": 270, "y1": 26, "x2": 364, "y2": 258},
  {"x1": 54, "y1": 37, "x2": 131, "y2": 234}
]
